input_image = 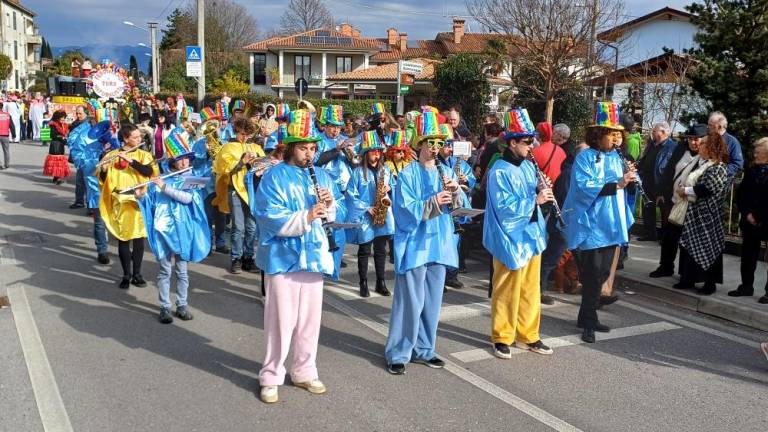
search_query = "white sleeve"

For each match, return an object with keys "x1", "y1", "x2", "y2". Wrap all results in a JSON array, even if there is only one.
[{"x1": 277, "y1": 210, "x2": 311, "y2": 237}]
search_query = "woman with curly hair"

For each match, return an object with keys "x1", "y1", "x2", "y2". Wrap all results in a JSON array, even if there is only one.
[{"x1": 43, "y1": 110, "x2": 72, "y2": 185}]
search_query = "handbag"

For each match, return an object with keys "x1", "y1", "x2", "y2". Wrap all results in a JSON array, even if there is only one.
[{"x1": 668, "y1": 199, "x2": 688, "y2": 226}]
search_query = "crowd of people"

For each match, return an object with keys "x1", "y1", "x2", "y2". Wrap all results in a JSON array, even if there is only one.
[{"x1": 7, "y1": 91, "x2": 767, "y2": 403}]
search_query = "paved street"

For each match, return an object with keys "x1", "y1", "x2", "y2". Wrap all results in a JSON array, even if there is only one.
[{"x1": 1, "y1": 141, "x2": 767, "y2": 432}]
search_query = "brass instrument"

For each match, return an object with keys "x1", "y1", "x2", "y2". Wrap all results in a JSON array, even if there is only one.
[
  {"x1": 435, "y1": 163, "x2": 463, "y2": 234},
  {"x1": 454, "y1": 159, "x2": 470, "y2": 193},
  {"x1": 526, "y1": 151, "x2": 566, "y2": 227},
  {"x1": 372, "y1": 166, "x2": 391, "y2": 226},
  {"x1": 341, "y1": 137, "x2": 362, "y2": 166},
  {"x1": 249, "y1": 156, "x2": 280, "y2": 177},
  {"x1": 201, "y1": 119, "x2": 223, "y2": 160}
]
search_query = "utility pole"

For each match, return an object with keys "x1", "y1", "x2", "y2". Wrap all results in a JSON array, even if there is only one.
[
  {"x1": 148, "y1": 22, "x2": 159, "y2": 94},
  {"x1": 586, "y1": 0, "x2": 599, "y2": 102},
  {"x1": 197, "y1": 0, "x2": 205, "y2": 110}
]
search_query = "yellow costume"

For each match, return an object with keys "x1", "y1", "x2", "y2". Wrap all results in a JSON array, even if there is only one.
[
  {"x1": 384, "y1": 159, "x2": 411, "y2": 178},
  {"x1": 212, "y1": 141, "x2": 265, "y2": 214},
  {"x1": 97, "y1": 148, "x2": 157, "y2": 241},
  {"x1": 491, "y1": 256, "x2": 542, "y2": 345}
]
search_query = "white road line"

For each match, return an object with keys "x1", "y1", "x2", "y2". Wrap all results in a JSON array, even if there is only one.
[
  {"x1": 323, "y1": 294, "x2": 584, "y2": 432},
  {"x1": 8, "y1": 286, "x2": 74, "y2": 432},
  {"x1": 619, "y1": 301, "x2": 761, "y2": 348},
  {"x1": 450, "y1": 321, "x2": 682, "y2": 363},
  {"x1": 628, "y1": 256, "x2": 658, "y2": 264},
  {"x1": 0, "y1": 245, "x2": 18, "y2": 265}
]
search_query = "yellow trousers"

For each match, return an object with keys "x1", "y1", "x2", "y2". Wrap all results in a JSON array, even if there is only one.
[{"x1": 491, "y1": 256, "x2": 542, "y2": 345}]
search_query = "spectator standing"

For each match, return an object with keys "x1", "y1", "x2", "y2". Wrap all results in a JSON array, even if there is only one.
[
  {"x1": 707, "y1": 111, "x2": 744, "y2": 180},
  {"x1": 152, "y1": 111, "x2": 173, "y2": 159},
  {"x1": 42, "y1": 110, "x2": 71, "y2": 185},
  {"x1": 730, "y1": 137, "x2": 768, "y2": 303},
  {"x1": 81, "y1": 59, "x2": 92, "y2": 77},
  {"x1": 0, "y1": 102, "x2": 14, "y2": 169},
  {"x1": 6, "y1": 94, "x2": 21, "y2": 143},
  {"x1": 621, "y1": 114, "x2": 642, "y2": 160},
  {"x1": 636, "y1": 122, "x2": 677, "y2": 241}
]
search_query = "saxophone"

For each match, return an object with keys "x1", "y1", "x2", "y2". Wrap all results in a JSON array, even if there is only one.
[
  {"x1": 201, "y1": 119, "x2": 223, "y2": 160},
  {"x1": 372, "y1": 166, "x2": 391, "y2": 226}
]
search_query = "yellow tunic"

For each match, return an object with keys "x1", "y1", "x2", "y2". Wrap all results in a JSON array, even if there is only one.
[
  {"x1": 212, "y1": 141, "x2": 265, "y2": 214},
  {"x1": 385, "y1": 159, "x2": 412, "y2": 179},
  {"x1": 97, "y1": 148, "x2": 157, "y2": 241}
]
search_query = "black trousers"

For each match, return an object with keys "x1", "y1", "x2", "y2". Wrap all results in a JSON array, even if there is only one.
[
  {"x1": 576, "y1": 246, "x2": 616, "y2": 329},
  {"x1": 739, "y1": 223, "x2": 768, "y2": 293},
  {"x1": 679, "y1": 247, "x2": 722, "y2": 286},
  {"x1": 358, "y1": 235, "x2": 389, "y2": 281},
  {"x1": 118, "y1": 238, "x2": 145, "y2": 278},
  {"x1": 658, "y1": 223, "x2": 683, "y2": 271}
]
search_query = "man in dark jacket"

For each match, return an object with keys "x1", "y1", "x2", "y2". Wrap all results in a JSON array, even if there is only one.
[{"x1": 636, "y1": 122, "x2": 677, "y2": 241}]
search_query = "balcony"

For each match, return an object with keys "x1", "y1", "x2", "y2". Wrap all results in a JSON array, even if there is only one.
[
  {"x1": 27, "y1": 62, "x2": 40, "y2": 72},
  {"x1": 26, "y1": 34, "x2": 42, "y2": 45}
]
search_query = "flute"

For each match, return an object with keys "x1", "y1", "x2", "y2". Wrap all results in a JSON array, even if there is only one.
[
  {"x1": 117, "y1": 166, "x2": 193, "y2": 194},
  {"x1": 526, "y1": 151, "x2": 566, "y2": 227},
  {"x1": 435, "y1": 163, "x2": 464, "y2": 234},
  {"x1": 96, "y1": 144, "x2": 140, "y2": 168},
  {"x1": 306, "y1": 160, "x2": 339, "y2": 252},
  {"x1": 614, "y1": 145, "x2": 653, "y2": 205}
]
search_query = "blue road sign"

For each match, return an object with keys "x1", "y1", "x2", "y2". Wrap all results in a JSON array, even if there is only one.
[{"x1": 186, "y1": 46, "x2": 202, "y2": 62}]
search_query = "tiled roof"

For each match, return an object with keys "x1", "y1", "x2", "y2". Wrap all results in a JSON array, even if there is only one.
[
  {"x1": 8, "y1": 0, "x2": 35, "y2": 17},
  {"x1": 434, "y1": 33, "x2": 502, "y2": 54},
  {"x1": 327, "y1": 58, "x2": 440, "y2": 81},
  {"x1": 369, "y1": 39, "x2": 444, "y2": 62},
  {"x1": 243, "y1": 29, "x2": 380, "y2": 51}
]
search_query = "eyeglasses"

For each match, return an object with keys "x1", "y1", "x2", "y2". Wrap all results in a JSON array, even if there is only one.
[
  {"x1": 426, "y1": 139, "x2": 445, "y2": 149},
  {"x1": 519, "y1": 139, "x2": 534, "y2": 146}
]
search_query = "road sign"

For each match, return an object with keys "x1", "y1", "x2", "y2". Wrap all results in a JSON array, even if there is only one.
[
  {"x1": 399, "y1": 60, "x2": 423, "y2": 75},
  {"x1": 399, "y1": 85, "x2": 410, "y2": 95},
  {"x1": 295, "y1": 78, "x2": 309, "y2": 99},
  {"x1": 400, "y1": 73, "x2": 414, "y2": 86},
  {"x1": 185, "y1": 45, "x2": 202, "y2": 77}
]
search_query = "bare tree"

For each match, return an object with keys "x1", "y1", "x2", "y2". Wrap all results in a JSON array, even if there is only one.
[
  {"x1": 183, "y1": 0, "x2": 260, "y2": 51},
  {"x1": 279, "y1": 0, "x2": 334, "y2": 34},
  {"x1": 467, "y1": 0, "x2": 624, "y2": 122}
]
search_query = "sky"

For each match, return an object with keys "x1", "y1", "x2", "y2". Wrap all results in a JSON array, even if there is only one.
[{"x1": 25, "y1": 0, "x2": 692, "y2": 48}]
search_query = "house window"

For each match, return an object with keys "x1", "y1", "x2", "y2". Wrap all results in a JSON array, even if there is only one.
[
  {"x1": 336, "y1": 56, "x2": 352, "y2": 73},
  {"x1": 15, "y1": 70, "x2": 18, "y2": 89},
  {"x1": 12, "y1": 12, "x2": 15, "y2": 30},
  {"x1": 14, "y1": 41, "x2": 17, "y2": 60},
  {"x1": 253, "y1": 53, "x2": 266, "y2": 85},
  {"x1": 294, "y1": 55, "x2": 311, "y2": 80}
]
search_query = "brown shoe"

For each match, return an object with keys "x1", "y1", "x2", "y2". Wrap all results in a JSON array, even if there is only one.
[{"x1": 566, "y1": 281, "x2": 583, "y2": 295}]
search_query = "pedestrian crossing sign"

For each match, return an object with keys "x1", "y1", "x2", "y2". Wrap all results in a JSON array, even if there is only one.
[
  {"x1": 185, "y1": 45, "x2": 202, "y2": 77},
  {"x1": 186, "y1": 46, "x2": 201, "y2": 62}
]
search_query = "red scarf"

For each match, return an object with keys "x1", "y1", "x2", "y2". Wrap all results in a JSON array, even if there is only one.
[{"x1": 49, "y1": 120, "x2": 69, "y2": 138}]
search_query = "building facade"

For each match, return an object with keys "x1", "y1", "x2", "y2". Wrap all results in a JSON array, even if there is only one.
[{"x1": 0, "y1": 0, "x2": 40, "y2": 91}]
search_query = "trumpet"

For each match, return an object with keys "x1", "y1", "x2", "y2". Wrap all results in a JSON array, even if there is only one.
[
  {"x1": 340, "y1": 137, "x2": 362, "y2": 166},
  {"x1": 201, "y1": 119, "x2": 223, "y2": 160},
  {"x1": 249, "y1": 156, "x2": 280, "y2": 176}
]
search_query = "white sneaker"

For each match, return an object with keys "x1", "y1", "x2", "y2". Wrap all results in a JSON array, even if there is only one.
[
  {"x1": 260, "y1": 385, "x2": 278, "y2": 403},
  {"x1": 294, "y1": 379, "x2": 327, "y2": 394}
]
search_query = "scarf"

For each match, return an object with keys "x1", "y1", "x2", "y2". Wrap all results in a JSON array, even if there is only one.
[{"x1": 49, "y1": 120, "x2": 69, "y2": 138}]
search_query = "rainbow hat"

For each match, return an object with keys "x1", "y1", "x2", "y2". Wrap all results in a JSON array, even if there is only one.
[
  {"x1": 201, "y1": 107, "x2": 219, "y2": 121},
  {"x1": 95, "y1": 108, "x2": 118, "y2": 124},
  {"x1": 360, "y1": 130, "x2": 386, "y2": 154},
  {"x1": 592, "y1": 102, "x2": 623, "y2": 130},
  {"x1": 232, "y1": 99, "x2": 247, "y2": 113},
  {"x1": 276, "y1": 103, "x2": 291, "y2": 120},
  {"x1": 371, "y1": 102, "x2": 386, "y2": 115},
  {"x1": 389, "y1": 129, "x2": 408, "y2": 149},
  {"x1": 164, "y1": 127, "x2": 195, "y2": 162},
  {"x1": 318, "y1": 106, "x2": 327, "y2": 125},
  {"x1": 439, "y1": 124, "x2": 454, "y2": 141},
  {"x1": 284, "y1": 109, "x2": 321, "y2": 144},
  {"x1": 86, "y1": 99, "x2": 103, "y2": 117},
  {"x1": 323, "y1": 105, "x2": 344, "y2": 126},
  {"x1": 215, "y1": 102, "x2": 230, "y2": 120},
  {"x1": 409, "y1": 109, "x2": 446, "y2": 149},
  {"x1": 503, "y1": 108, "x2": 536, "y2": 140}
]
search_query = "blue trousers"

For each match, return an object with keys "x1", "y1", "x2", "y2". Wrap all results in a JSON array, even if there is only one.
[
  {"x1": 385, "y1": 264, "x2": 446, "y2": 364},
  {"x1": 74, "y1": 168, "x2": 86, "y2": 206},
  {"x1": 157, "y1": 255, "x2": 189, "y2": 309},
  {"x1": 93, "y1": 208, "x2": 108, "y2": 254},
  {"x1": 229, "y1": 189, "x2": 255, "y2": 259},
  {"x1": 204, "y1": 193, "x2": 227, "y2": 248}
]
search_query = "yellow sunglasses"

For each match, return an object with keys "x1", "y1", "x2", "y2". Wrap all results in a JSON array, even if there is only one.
[{"x1": 426, "y1": 139, "x2": 445, "y2": 149}]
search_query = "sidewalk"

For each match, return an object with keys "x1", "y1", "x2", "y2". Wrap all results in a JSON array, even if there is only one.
[{"x1": 615, "y1": 239, "x2": 768, "y2": 332}]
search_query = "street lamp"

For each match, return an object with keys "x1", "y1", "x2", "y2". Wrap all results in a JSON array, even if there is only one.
[{"x1": 123, "y1": 20, "x2": 159, "y2": 93}]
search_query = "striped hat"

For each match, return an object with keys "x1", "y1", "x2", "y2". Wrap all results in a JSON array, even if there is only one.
[
  {"x1": 438, "y1": 124, "x2": 454, "y2": 141},
  {"x1": 96, "y1": 108, "x2": 118, "y2": 124},
  {"x1": 592, "y1": 102, "x2": 623, "y2": 130},
  {"x1": 409, "y1": 109, "x2": 446, "y2": 149},
  {"x1": 371, "y1": 102, "x2": 386, "y2": 115},
  {"x1": 323, "y1": 105, "x2": 344, "y2": 126},
  {"x1": 232, "y1": 99, "x2": 247, "y2": 113},
  {"x1": 201, "y1": 107, "x2": 219, "y2": 121},
  {"x1": 164, "y1": 127, "x2": 195, "y2": 162},
  {"x1": 389, "y1": 129, "x2": 408, "y2": 149},
  {"x1": 503, "y1": 108, "x2": 536, "y2": 139},
  {"x1": 360, "y1": 130, "x2": 385, "y2": 154},
  {"x1": 284, "y1": 109, "x2": 321, "y2": 144},
  {"x1": 215, "y1": 102, "x2": 230, "y2": 120},
  {"x1": 276, "y1": 103, "x2": 291, "y2": 120}
]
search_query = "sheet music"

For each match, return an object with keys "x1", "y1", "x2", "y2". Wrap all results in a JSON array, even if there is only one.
[{"x1": 450, "y1": 208, "x2": 484, "y2": 218}]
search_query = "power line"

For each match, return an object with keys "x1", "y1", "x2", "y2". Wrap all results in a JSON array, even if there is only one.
[{"x1": 155, "y1": 0, "x2": 186, "y2": 20}]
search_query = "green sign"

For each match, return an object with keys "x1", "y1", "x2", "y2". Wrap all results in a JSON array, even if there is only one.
[{"x1": 399, "y1": 85, "x2": 410, "y2": 95}]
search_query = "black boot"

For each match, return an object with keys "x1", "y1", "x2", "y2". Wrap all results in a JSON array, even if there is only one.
[
  {"x1": 359, "y1": 279, "x2": 370, "y2": 298},
  {"x1": 375, "y1": 279, "x2": 390, "y2": 296}
]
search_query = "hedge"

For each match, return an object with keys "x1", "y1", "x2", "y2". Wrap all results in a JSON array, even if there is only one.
[{"x1": 153, "y1": 92, "x2": 392, "y2": 119}]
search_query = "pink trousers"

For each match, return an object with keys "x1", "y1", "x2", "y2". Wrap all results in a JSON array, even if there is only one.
[{"x1": 259, "y1": 272, "x2": 324, "y2": 386}]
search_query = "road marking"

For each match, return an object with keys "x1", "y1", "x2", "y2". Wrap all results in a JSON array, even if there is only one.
[
  {"x1": 323, "y1": 294, "x2": 584, "y2": 432},
  {"x1": 628, "y1": 256, "x2": 658, "y2": 264},
  {"x1": 0, "y1": 245, "x2": 17, "y2": 265},
  {"x1": 377, "y1": 302, "x2": 489, "y2": 322},
  {"x1": 8, "y1": 286, "x2": 74, "y2": 432},
  {"x1": 450, "y1": 321, "x2": 682, "y2": 363}
]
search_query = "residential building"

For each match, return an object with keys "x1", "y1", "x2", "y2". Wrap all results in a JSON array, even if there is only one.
[{"x1": 0, "y1": 0, "x2": 40, "y2": 91}]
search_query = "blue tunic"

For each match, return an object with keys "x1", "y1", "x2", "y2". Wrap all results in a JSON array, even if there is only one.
[
  {"x1": 253, "y1": 163, "x2": 345, "y2": 279},
  {"x1": 68, "y1": 123, "x2": 102, "y2": 209},
  {"x1": 562, "y1": 148, "x2": 635, "y2": 251},
  {"x1": 315, "y1": 133, "x2": 354, "y2": 193},
  {"x1": 345, "y1": 165, "x2": 395, "y2": 244},
  {"x1": 392, "y1": 162, "x2": 466, "y2": 274},
  {"x1": 137, "y1": 174, "x2": 211, "y2": 262},
  {"x1": 191, "y1": 136, "x2": 215, "y2": 197},
  {"x1": 483, "y1": 158, "x2": 547, "y2": 271}
]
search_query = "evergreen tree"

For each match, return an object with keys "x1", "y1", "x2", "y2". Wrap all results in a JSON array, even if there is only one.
[
  {"x1": 129, "y1": 55, "x2": 139, "y2": 80},
  {"x1": 160, "y1": 8, "x2": 187, "y2": 51},
  {"x1": 686, "y1": 0, "x2": 768, "y2": 147},
  {"x1": 433, "y1": 54, "x2": 491, "y2": 133}
]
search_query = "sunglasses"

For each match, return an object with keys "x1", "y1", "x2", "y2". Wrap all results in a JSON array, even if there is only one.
[
  {"x1": 426, "y1": 139, "x2": 445, "y2": 149},
  {"x1": 394, "y1": 150, "x2": 405, "y2": 153},
  {"x1": 519, "y1": 138, "x2": 534, "y2": 145}
]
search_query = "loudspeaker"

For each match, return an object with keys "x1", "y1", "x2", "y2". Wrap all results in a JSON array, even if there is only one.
[{"x1": 59, "y1": 81, "x2": 75, "y2": 95}]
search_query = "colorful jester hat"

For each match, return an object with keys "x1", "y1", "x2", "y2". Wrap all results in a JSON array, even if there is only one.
[
  {"x1": 215, "y1": 101, "x2": 230, "y2": 120},
  {"x1": 164, "y1": 127, "x2": 195, "y2": 162},
  {"x1": 276, "y1": 103, "x2": 291, "y2": 121},
  {"x1": 591, "y1": 101, "x2": 624, "y2": 130},
  {"x1": 503, "y1": 108, "x2": 536, "y2": 141},
  {"x1": 438, "y1": 124, "x2": 455, "y2": 141},
  {"x1": 284, "y1": 109, "x2": 322, "y2": 144},
  {"x1": 360, "y1": 130, "x2": 386, "y2": 155},
  {"x1": 409, "y1": 109, "x2": 447, "y2": 150},
  {"x1": 232, "y1": 99, "x2": 247, "y2": 113},
  {"x1": 323, "y1": 104, "x2": 344, "y2": 126},
  {"x1": 389, "y1": 129, "x2": 408, "y2": 150},
  {"x1": 201, "y1": 107, "x2": 220, "y2": 121},
  {"x1": 371, "y1": 102, "x2": 386, "y2": 115}
]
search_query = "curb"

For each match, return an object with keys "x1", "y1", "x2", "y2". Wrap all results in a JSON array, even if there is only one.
[{"x1": 615, "y1": 274, "x2": 768, "y2": 332}]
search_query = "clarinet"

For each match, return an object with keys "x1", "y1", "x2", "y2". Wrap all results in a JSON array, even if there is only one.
[
  {"x1": 306, "y1": 160, "x2": 340, "y2": 252},
  {"x1": 526, "y1": 151, "x2": 566, "y2": 227},
  {"x1": 614, "y1": 145, "x2": 653, "y2": 205},
  {"x1": 436, "y1": 162, "x2": 464, "y2": 234}
]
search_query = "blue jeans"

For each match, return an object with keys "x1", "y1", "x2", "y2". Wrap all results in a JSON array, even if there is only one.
[
  {"x1": 539, "y1": 225, "x2": 568, "y2": 293},
  {"x1": 385, "y1": 264, "x2": 446, "y2": 364},
  {"x1": 204, "y1": 193, "x2": 227, "y2": 248},
  {"x1": 74, "y1": 168, "x2": 86, "y2": 205},
  {"x1": 157, "y1": 255, "x2": 189, "y2": 309},
  {"x1": 229, "y1": 189, "x2": 255, "y2": 259},
  {"x1": 93, "y1": 208, "x2": 108, "y2": 254}
]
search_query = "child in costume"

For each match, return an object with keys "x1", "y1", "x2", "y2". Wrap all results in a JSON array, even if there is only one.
[
  {"x1": 384, "y1": 110, "x2": 467, "y2": 375},
  {"x1": 483, "y1": 108, "x2": 554, "y2": 359},
  {"x1": 562, "y1": 102, "x2": 636, "y2": 343},
  {"x1": 212, "y1": 117, "x2": 264, "y2": 274},
  {"x1": 98, "y1": 123, "x2": 158, "y2": 289},
  {"x1": 384, "y1": 129, "x2": 413, "y2": 180},
  {"x1": 346, "y1": 130, "x2": 394, "y2": 298},
  {"x1": 193, "y1": 116, "x2": 228, "y2": 254},
  {"x1": 137, "y1": 128, "x2": 211, "y2": 324},
  {"x1": 253, "y1": 109, "x2": 344, "y2": 404},
  {"x1": 43, "y1": 110, "x2": 71, "y2": 184}
]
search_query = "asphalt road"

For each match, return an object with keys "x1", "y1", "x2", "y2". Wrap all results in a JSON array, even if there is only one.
[{"x1": 1, "y1": 141, "x2": 767, "y2": 432}]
